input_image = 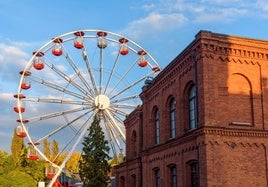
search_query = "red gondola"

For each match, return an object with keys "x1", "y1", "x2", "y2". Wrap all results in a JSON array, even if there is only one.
[
  {"x1": 97, "y1": 31, "x2": 107, "y2": 49},
  {"x1": 20, "y1": 70, "x2": 31, "y2": 90},
  {"x1": 137, "y1": 50, "x2": 148, "y2": 67},
  {"x1": 52, "y1": 38, "x2": 63, "y2": 56},
  {"x1": 74, "y1": 31, "x2": 84, "y2": 49},
  {"x1": 119, "y1": 38, "x2": 129, "y2": 55},
  {"x1": 13, "y1": 94, "x2": 26, "y2": 113},
  {"x1": 33, "y1": 51, "x2": 45, "y2": 70},
  {"x1": 27, "y1": 142, "x2": 40, "y2": 160},
  {"x1": 16, "y1": 125, "x2": 27, "y2": 138}
]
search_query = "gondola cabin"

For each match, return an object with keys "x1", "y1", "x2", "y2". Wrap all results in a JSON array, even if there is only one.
[
  {"x1": 27, "y1": 142, "x2": 40, "y2": 160},
  {"x1": 20, "y1": 70, "x2": 31, "y2": 90},
  {"x1": 137, "y1": 50, "x2": 148, "y2": 67},
  {"x1": 16, "y1": 125, "x2": 27, "y2": 138},
  {"x1": 74, "y1": 31, "x2": 84, "y2": 49},
  {"x1": 13, "y1": 94, "x2": 26, "y2": 113},
  {"x1": 52, "y1": 38, "x2": 63, "y2": 56},
  {"x1": 97, "y1": 31, "x2": 107, "y2": 49},
  {"x1": 33, "y1": 51, "x2": 45, "y2": 70},
  {"x1": 46, "y1": 166, "x2": 57, "y2": 179},
  {"x1": 119, "y1": 38, "x2": 129, "y2": 55}
]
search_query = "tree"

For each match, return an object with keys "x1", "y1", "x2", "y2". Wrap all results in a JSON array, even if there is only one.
[
  {"x1": 66, "y1": 152, "x2": 81, "y2": 173},
  {"x1": 43, "y1": 138, "x2": 51, "y2": 159},
  {"x1": 0, "y1": 150, "x2": 13, "y2": 175},
  {"x1": 79, "y1": 115, "x2": 111, "y2": 187},
  {"x1": 10, "y1": 127, "x2": 25, "y2": 167}
]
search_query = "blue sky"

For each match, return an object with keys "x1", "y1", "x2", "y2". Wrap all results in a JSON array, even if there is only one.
[{"x1": 1, "y1": 0, "x2": 268, "y2": 153}]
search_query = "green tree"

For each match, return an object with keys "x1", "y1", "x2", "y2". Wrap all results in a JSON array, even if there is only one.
[
  {"x1": 10, "y1": 127, "x2": 25, "y2": 167},
  {"x1": 79, "y1": 115, "x2": 111, "y2": 187},
  {"x1": 51, "y1": 139, "x2": 60, "y2": 164},
  {"x1": 43, "y1": 138, "x2": 51, "y2": 159},
  {"x1": 0, "y1": 150, "x2": 13, "y2": 175},
  {"x1": 66, "y1": 152, "x2": 81, "y2": 173}
]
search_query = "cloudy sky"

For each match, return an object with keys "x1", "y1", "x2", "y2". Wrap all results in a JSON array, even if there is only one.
[{"x1": 1, "y1": 0, "x2": 268, "y2": 153}]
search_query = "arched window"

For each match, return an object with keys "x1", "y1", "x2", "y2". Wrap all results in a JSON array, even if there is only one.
[
  {"x1": 154, "y1": 108, "x2": 160, "y2": 144},
  {"x1": 119, "y1": 176, "x2": 125, "y2": 187},
  {"x1": 189, "y1": 85, "x2": 197, "y2": 130},
  {"x1": 131, "y1": 174, "x2": 136, "y2": 187},
  {"x1": 131, "y1": 131, "x2": 137, "y2": 157},
  {"x1": 170, "y1": 98, "x2": 176, "y2": 138},
  {"x1": 154, "y1": 168, "x2": 160, "y2": 187},
  {"x1": 169, "y1": 165, "x2": 177, "y2": 187},
  {"x1": 187, "y1": 161, "x2": 199, "y2": 187}
]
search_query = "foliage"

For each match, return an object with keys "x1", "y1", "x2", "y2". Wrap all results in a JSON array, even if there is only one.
[
  {"x1": 66, "y1": 152, "x2": 81, "y2": 173},
  {"x1": 51, "y1": 140, "x2": 60, "y2": 162},
  {"x1": 10, "y1": 128, "x2": 25, "y2": 167},
  {"x1": 1, "y1": 130, "x2": 82, "y2": 186},
  {"x1": 43, "y1": 138, "x2": 51, "y2": 159},
  {"x1": 21, "y1": 159, "x2": 46, "y2": 182},
  {"x1": 0, "y1": 150, "x2": 14, "y2": 175},
  {"x1": 79, "y1": 115, "x2": 111, "y2": 187},
  {"x1": 0, "y1": 169, "x2": 37, "y2": 187},
  {"x1": 0, "y1": 149, "x2": 44, "y2": 186}
]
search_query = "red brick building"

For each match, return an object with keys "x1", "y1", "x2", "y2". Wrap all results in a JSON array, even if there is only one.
[{"x1": 115, "y1": 31, "x2": 268, "y2": 187}]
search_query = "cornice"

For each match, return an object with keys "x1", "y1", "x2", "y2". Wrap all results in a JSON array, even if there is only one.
[{"x1": 201, "y1": 126, "x2": 268, "y2": 137}]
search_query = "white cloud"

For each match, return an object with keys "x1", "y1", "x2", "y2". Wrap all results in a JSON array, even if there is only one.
[
  {"x1": 122, "y1": 12, "x2": 188, "y2": 40},
  {"x1": 256, "y1": 0, "x2": 268, "y2": 12},
  {"x1": 0, "y1": 42, "x2": 30, "y2": 84},
  {"x1": 194, "y1": 7, "x2": 248, "y2": 23}
]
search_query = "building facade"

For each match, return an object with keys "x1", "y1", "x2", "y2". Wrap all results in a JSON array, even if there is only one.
[{"x1": 115, "y1": 31, "x2": 268, "y2": 187}]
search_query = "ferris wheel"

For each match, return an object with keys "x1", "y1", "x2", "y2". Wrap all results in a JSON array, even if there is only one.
[{"x1": 13, "y1": 29, "x2": 161, "y2": 186}]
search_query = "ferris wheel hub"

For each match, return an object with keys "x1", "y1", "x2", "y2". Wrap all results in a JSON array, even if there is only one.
[{"x1": 94, "y1": 94, "x2": 110, "y2": 109}]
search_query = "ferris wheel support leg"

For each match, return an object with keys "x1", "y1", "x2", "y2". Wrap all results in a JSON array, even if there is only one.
[
  {"x1": 105, "y1": 109, "x2": 126, "y2": 141},
  {"x1": 47, "y1": 119, "x2": 91, "y2": 187}
]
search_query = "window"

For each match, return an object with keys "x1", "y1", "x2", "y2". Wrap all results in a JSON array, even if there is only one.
[
  {"x1": 154, "y1": 168, "x2": 160, "y2": 187},
  {"x1": 170, "y1": 98, "x2": 176, "y2": 138},
  {"x1": 189, "y1": 85, "x2": 197, "y2": 130},
  {"x1": 155, "y1": 108, "x2": 160, "y2": 144},
  {"x1": 190, "y1": 162, "x2": 199, "y2": 187},
  {"x1": 131, "y1": 174, "x2": 136, "y2": 187},
  {"x1": 119, "y1": 176, "x2": 125, "y2": 187},
  {"x1": 170, "y1": 166, "x2": 177, "y2": 187},
  {"x1": 131, "y1": 131, "x2": 137, "y2": 157}
]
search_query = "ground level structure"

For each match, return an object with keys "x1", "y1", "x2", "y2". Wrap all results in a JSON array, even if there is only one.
[{"x1": 115, "y1": 30, "x2": 268, "y2": 187}]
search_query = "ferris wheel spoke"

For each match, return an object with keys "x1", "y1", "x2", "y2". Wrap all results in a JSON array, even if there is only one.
[
  {"x1": 107, "y1": 109, "x2": 127, "y2": 126},
  {"x1": 81, "y1": 48, "x2": 98, "y2": 94},
  {"x1": 31, "y1": 76, "x2": 89, "y2": 101},
  {"x1": 103, "y1": 109, "x2": 126, "y2": 142},
  {"x1": 103, "y1": 111, "x2": 125, "y2": 149},
  {"x1": 30, "y1": 106, "x2": 91, "y2": 123},
  {"x1": 110, "y1": 73, "x2": 151, "y2": 100},
  {"x1": 102, "y1": 118, "x2": 122, "y2": 158},
  {"x1": 108, "y1": 107, "x2": 129, "y2": 117},
  {"x1": 50, "y1": 113, "x2": 93, "y2": 186},
  {"x1": 99, "y1": 48, "x2": 104, "y2": 94},
  {"x1": 104, "y1": 52, "x2": 120, "y2": 95},
  {"x1": 44, "y1": 58, "x2": 95, "y2": 99},
  {"x1": 102, "y1": 119, "x2": 118, "y2": 157},
  {"x1": 52, "y1": 113, "x2": 93, "y2": 162},
  {"x1": 108, "y1": 59, "x2": 137, "y2": 96},
  {"x1": 65, "y1": 53, "x2": 93, "y2": 95},
  {"x1": 35, "y1": 109, "x2": 93, "y2": 143},
  {"x1": 24, "y1": 97, "x2": 91, "y2": 106},
  {"x1": 110, "y1": 104, "x2": 137, "y2": 110},
  {"x1": 110, "y1": 95, "x2": 140, "y2": 104}
]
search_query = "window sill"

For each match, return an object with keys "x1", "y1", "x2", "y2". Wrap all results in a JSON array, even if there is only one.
[{"x1": 229, "y1": 121, "x2": 252, "y2": 126}]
